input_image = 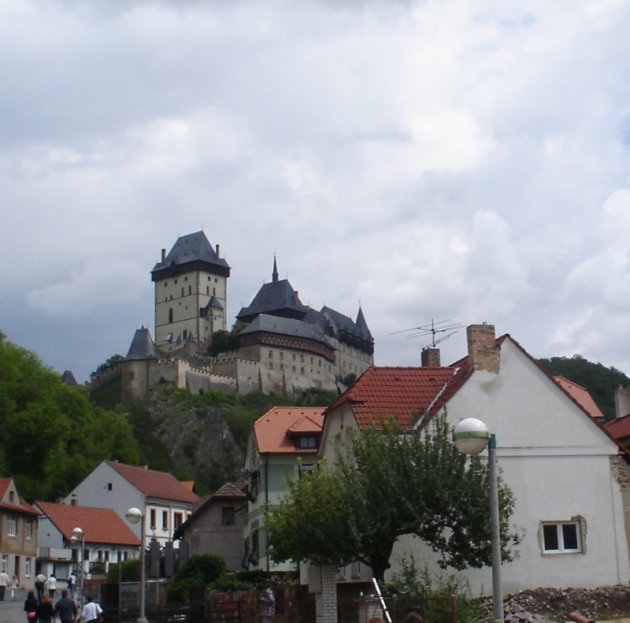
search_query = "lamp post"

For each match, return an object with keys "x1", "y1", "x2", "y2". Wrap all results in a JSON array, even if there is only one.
[
  {"x1": 125, "y1": 507, "x2": 148, "y2": 623},
  {"x1": 70, "y1": 527, "x2": 84, "y2": 610},
  {"x1": 453, "y1": 418, "x2": 503, "y2": 623}
]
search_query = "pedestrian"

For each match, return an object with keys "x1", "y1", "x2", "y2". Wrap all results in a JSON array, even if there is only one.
[
  {"x1": 0, "y1": 568, "x2": 10, "y2": 600},
  {"x1": 45, "y1": 573, "x2": 57, "y2": 599},
  {"x1": 11, "y1": 574, "x2": 19, "y2": 600},
  {"x1": 23, "y1": 591, "x2": 38, "y2": 622},
  {"x1": 55, "y1": 589, "x2": 78, "y2": 623},
  {"x1": 67, "y1": 571, "x2": 77, "y2": 596},
  {"x1": 258, "y1": 586, "x2": 275, "y2": 623},
  {"x1": 36, "y1": 594, "x2": 55, "y2": 623},
  {"x1": 81, "y1": 595, "x2": 103, "y2": 623},
  {"x1": 34, "y1": 573, "x2": 46, "y2": 600}
]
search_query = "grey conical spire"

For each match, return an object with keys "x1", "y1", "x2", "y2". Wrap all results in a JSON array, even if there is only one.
[{"x1": 272, "y1": 253, "x2": 279, "y2": 283}]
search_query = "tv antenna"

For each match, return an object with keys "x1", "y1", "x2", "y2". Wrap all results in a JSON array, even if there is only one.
[{"x1": 390, "y1": 319, "x2": 461, "y2": 349}]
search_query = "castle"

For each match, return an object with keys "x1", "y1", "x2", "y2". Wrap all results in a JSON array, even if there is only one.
[{"x1": 96, "y1": 231, "x2": 374, "y2": 400}]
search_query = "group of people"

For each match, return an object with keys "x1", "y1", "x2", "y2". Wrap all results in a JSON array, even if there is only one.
[
  {"x1": 0, "y1": 570, "x2": 20, "y2": 601},
  {"x1": 24, "y1": 590, "x2": 102, "y2": 623}
]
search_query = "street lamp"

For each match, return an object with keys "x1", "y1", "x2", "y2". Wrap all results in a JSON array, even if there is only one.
[
  {"x1": 125, "y1": 507, "x2": 148, "y2": 623},
  {"x1": 70, "y1": 527, "x2": 84, "y2": 609},
  {"x1": 453, "y1": 418, "x2": 503, "y2": 623}
]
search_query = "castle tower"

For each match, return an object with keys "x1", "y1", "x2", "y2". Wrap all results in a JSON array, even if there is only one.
[{"x1": 151, "y1": 231, "x2": 230, "y2": 350}]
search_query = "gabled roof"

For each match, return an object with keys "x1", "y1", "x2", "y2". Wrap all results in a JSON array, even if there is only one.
[
  {"x1": 554, "y1": 376, "x2": 605, "y2": 420},
  {"x1": 105, "y1": 461, "x2": 199, "y2": 504},
  {"x1": 254, "y1": 407, "x2": 325, "y2": 454},
  {"x1": 326, "y1": 366, "x2": 468, "y2": 429},
  {"x1": 0, "y1": 478, "x2": 39, "y2": 516},
  {"x1": 126, "y1": 326, "x2": 159, "y2": 360},
  {"x1": 36, "y1": 501, "x2": 140, "y2": 546},
  {"x1": 604, "y1": 414, "x2": 630, "y2": 442},
  {"x1": 174, "y1": 480, "x2": 248, "y2": 539},
  {"x1": 151, "y1": 231, "x2": 230, "y2": 280}
]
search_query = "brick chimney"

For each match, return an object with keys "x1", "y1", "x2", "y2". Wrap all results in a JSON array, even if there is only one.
[
  {"x1": 467, "y1": 323, "x2": 499, "y2": 372},
  {"x1": 421, "y1": 347, "x2": 441, "y2": 367}
]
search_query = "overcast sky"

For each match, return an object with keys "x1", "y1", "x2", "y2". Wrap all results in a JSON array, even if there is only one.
[{"x1": 2, "y1": 0, "x2": 629, "y2": 384}]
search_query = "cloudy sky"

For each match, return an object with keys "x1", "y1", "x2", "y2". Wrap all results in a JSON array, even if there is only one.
[{"x1": 2, "y1": 0, "x2": 629, "y2": 383}]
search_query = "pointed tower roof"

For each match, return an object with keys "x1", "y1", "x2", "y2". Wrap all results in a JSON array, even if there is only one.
[
  {"x1": 237, "y1": 259, "x2": 309, "y2": 322},
  {"x1": 126, "y1": 327, "x2": 159, "y2": 360},
  {"x1": 61, "y1": 370, "x2": 78, "y2": 386},
  {"x1": 151, "y1": 231, "x2": 230, "y2": 281},
  {"x1": 355, "y1": 307, "x2": 373, "y2": 342}
]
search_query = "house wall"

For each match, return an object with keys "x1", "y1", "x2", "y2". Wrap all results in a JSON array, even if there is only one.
[
  {"x1": 390, "y1": 339, "x2": 630, "y2": 594},
  {"x1": 180, "y1": 502, "x2": 247, "y2": 571},
  {"x1": 0, "y1": 511, "x2": 37, "y2": 586}
]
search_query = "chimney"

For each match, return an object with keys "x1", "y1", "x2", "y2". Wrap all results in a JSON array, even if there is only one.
[
  {"x1": 615, "y1": 386, "x2": 630, "y2": 419},
  {"x1": 161, "y1": 248, "x2": 166, "y2": 263},
  {"x1": 70, "y1": 498, "x2": 77, "y2": 506},
  {"x1": 421, "y1": 348, "x2": 441, "y2": 367},
  {"x1": 215, "y1": 244, "x2": 220, "y2": 258},
  {"x1": 467, "y1": 323, "x2": 499, "y2": 372}
]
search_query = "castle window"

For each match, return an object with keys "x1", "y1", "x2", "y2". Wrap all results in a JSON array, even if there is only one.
[
  {"x1": 164, "y1": 282, "x2": 168, "y2": 286},
  {"x1": 184, "y1": 276, "x2": 188, "y2": 281},
  {"x1": 207, "y1": 287, "x2": 209, "y2": 294},
  {"x1": 268, "y1": 350, "x2": 273, "y2": 359},
  {"x1": 301, "y1": 367, "x2": 305, "y2": 374},
  {"x1": 169, "y1": 308, "x2": 174, "y2": 323},
  {"x1": 183, "y1": 330, "x2": 188, "y2": 339},
  {"x1": 208, "y1": 276, "x2": 211, "y2": 281},
  {"x1": 213, "y1": 288, "x2": 216, "y2": 295},
  {"x1": 181, "y1": 287, "x2": 184, "y2": 297},
  {"x1": 269, "y1": 362, "x2": 273, "y2": 370},
  {"x1": 292, "y1": 366, "x2": 296, "y2": 372},
  {"x1": 279, "y1": 352, "x2": 284, "y2": 360},
  {"x1": 174, "y1": 279, "x2": 178, "y2": 284},
  {"x1": 292, "y1": 354, "x2": 296, "y2": 361},
  {"x1": 300, "y1": 355, "x2": 304, "y2": 362},
  {"x1": 188, "y1": 286, "x2": 192, "y2": 294}
]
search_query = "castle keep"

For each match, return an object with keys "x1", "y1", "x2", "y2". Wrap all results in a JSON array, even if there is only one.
[{"x1": 105, "y1": 231, "x2": 374, "y2": 400}]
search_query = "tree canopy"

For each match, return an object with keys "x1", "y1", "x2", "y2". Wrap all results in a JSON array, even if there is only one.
[
  {"x1": 0, "y1": 337, "x2": 140, "y2": 500},
  {"x1": 266, "y1": 414, "x2": 518, "y2": 580}
]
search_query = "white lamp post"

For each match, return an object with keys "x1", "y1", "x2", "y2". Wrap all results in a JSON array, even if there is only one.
[
  {"x1": 70, "y1": 526, "x2": 84, "y2": 610},
  {"x1": 453, "y1": 418, "x2": 503, "y2": 623},
  {"x1": 125, "y1": 507, "x2": 148, "y2": 623}
]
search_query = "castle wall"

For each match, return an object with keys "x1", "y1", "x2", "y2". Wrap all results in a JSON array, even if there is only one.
[{"x1": 330, "y1": 337, "x2": 373, "y2": 381}]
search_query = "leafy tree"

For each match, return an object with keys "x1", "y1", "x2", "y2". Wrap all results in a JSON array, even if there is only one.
[
  {"x1": 0, "y1": 338, "x2": 140, "y2": 500},
  {"x1": 267, "y1": 414, "x2": 518, "y2": 581},
  {"x1": 107, "y1": 559, "x2": 141, "y2": 582},
  {"x1": 91, "y1": 354, "x2": 125, "y2": 378},
  {"x1": 167, "y1": 554, "x2": 226, "y2": 602}
]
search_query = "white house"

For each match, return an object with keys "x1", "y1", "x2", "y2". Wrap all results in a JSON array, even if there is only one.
[
  {"x1": 320, "y1": 323, "x2": 630, "y2": 596},
  {"x1": 35, "y1": 501, "x2": 140, "y2": 579},
  {"x1": 64, "y1": 461, "x2": 198, "y2": 548}
]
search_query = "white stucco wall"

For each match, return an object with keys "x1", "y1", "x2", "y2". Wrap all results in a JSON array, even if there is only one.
[{"x1": 389, "y1": 338, "x2": 630, "y2": 594}]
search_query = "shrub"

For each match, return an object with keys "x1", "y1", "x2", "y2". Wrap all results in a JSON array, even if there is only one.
[{"x1": 167, "y1": 555, "x2": 226, "y2": 602}]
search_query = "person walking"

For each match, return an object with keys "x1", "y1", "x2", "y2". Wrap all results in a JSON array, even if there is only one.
[
  {"x1": 81, "y1": 595, "x2": 103, "y2": 623},
  {"x1": 45, "y1": 574, "x2": 57, "y2": 599},
  {"x1": 55, "y1": 589, "x2": 78, "y2": 623},
  {"x1": 67, "y1": 571, "x2": 77, "y2": 596},
  {"x1": 10, "y1": 574, "x2": 19, "y2": 600},
  {"x1": 23, "y1": 591, "x2": 38, "y2": 622},
  {"x1": 34, "y1": 573, "x2": 46, "y2": 600},
  {"x1": 0, "y1": 568, "x2": 10, "y2": 600},
  {"x1": 36, "y1": 594, "x2": 55, "y2": 623}
]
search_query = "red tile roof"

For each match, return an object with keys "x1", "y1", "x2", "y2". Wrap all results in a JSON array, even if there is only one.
[
  {"x1": 254, "y1": 407, "x2": 325, "y2": 454},
  {"x1": 105, "y1": 461, "x2": 199, "y2": 504},
  {"x1": 0, "y1": 478, "x2": 10, "y2": 499},
  {"x1": 326, "y1": 366, "x2": 470, "y2": 429},
  {"x1": 554, "y1": 376, "x2": 605, "y2": 420},
  {"x1": 36, "y1": 501, "x2": 140, "y2": 546},
  {"x1": 605, "y1": 414, "x2": 630, "y2": 442}
]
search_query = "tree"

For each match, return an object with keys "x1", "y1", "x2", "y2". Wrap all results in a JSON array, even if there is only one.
[{"x1": 267, "y1": 414, "x2": 518, "y2": 581}]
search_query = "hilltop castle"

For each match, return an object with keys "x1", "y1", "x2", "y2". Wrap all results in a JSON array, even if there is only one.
[{"x1": 94, "y1": 231, "x2": 374, "y2": 401}]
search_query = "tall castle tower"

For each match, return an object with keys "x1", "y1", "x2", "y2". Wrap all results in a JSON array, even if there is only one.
[{"x1": 151, "y1": 231, "x2": 231, "y2": 349}]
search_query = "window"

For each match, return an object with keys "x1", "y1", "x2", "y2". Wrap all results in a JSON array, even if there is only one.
[
  {"x1": 299, "y1": 464, "x2": 314, "y2": 478},
  {"x1": 9, "y1": 491, "x2": 15, "y2": 503},
  {"x1": 542, "y1": 520, "x2": 582, "y2": 553},
  {"x1": 107, "y1": 483, "x2": 113, "y2": 490},
  {"x1": 162, "y1": 511, "x2": 168, "y2": 530},
  {"x1": 25, "y1": 520, "x2": 32, "y2": 539},
  {"x1": 222, "y1": 507, "x2": 235, "y2": 526},
  {"x1": 7, "y1": 515, "x2": 17, "y2": 536},
  {"x1": 249, "y1": 471, "x2": 259, "y2": 500},
  {"x1": 168, "y1": 308, "x2": 174, "y2": 323},
  {"x1": 268, "y1": 350, "x2": 273, "y2": 359},
  {"x1": 174, "y1": 512, "x2": 183, "y2": 530},
  {"x1": 1, "y1": 555, "x2": 7, "y2": 572},
  {"x1": 150, "y1": 509, "x2": 156, "y2": 529},
  {"x1": 25, "y1": 557, "x2": 32, "y2": 577},
  {"x1": 296, "y1": 436, "x2": 317, "y2": 450}
]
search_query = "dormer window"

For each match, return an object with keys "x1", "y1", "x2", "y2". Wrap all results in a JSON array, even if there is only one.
[{"x1": 295, "y1": 436, "x2": 317, "y2": 450}]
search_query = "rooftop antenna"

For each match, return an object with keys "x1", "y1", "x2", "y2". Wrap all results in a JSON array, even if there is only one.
[{"x1": 390, "y1": 318, "x2": 461, "y2": 349}]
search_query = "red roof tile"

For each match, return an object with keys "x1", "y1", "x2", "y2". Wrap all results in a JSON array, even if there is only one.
[
  {"x1": 605, "y1": 414, "x2": 630, "y2": 442},
  {"x1": 36, "y1": 501, "x2": 140, "y2": 546},
  {"x1": 0, "y1": 478, "x2": 10, "y2": 499},
  {"x1": 255, "y1": 407, "x2": 325, "y2": 454},
  {"x1": 326, "y1": 366, "x2": 468, "y2": 429},
  {"x1": 105, "y1": 461, "x2": 199, "y2": 504},
  {"x1": 554, "y1": 376, "x2": 604, "y2": 420}
]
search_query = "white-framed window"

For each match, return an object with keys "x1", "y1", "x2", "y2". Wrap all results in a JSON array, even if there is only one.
[
  {"x1": 25, "y1": 520, "x2": 32, "y2": 539},
  {"x1": 1, "y1": 555, "x2": 7, "y2": 572},
  {"x1": 541, "y1": 520, "x2": 582, "y2": 553},
  {"x1": 7, "y1": 515, "x2": 17, "y2": 536},
  {"x1": 25, "y1": 557, "x2": 32, "y2": 577}
]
